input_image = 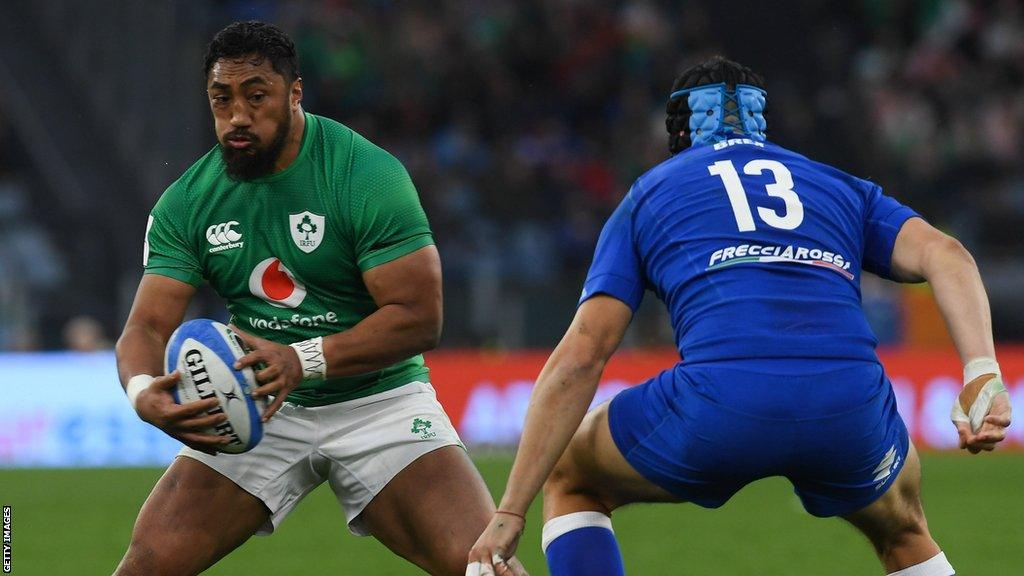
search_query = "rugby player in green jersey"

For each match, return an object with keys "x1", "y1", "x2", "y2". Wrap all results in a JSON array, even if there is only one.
[{"x1": 113, "y1": 21, "x2": 526, "y2": 576}]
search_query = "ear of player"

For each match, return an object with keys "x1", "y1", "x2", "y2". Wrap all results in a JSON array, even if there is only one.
[{"x1": 951, "y1": 357, "x2": 1010, "y2": 437}]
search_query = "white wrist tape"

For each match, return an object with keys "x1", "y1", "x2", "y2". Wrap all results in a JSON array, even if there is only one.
[
  {"x1": 125, "y1": 374, "x2": 155, "y2": 411},
  {"x1": 952, "y1": 357, "x2": 1006, "y2": 432},
  {"x1": 465, "y1": 562, "x2": 494, "y2": 576},
  {"x1": 290, "y1": 337, "x2": 327, "y2": 381},
  {"x1": 963, "y1": 357, "x2": 1000, "y2": 382}
]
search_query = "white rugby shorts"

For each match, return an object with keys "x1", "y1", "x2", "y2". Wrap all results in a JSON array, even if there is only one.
[{"x1": 179, "y1": 381, "x2": 463, "y2": 536}]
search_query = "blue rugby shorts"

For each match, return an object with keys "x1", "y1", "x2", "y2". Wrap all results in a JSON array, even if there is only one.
[{"x1": 608, "y1": 359, "x2": 909, "y2": 517}]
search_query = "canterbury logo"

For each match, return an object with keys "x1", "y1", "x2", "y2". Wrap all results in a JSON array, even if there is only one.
[{"x1": 206, "y1": 221, "x2": 242, "y2": 245}]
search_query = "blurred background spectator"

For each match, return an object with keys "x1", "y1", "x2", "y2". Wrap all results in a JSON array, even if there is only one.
[
  {"x1": 0, "y1": 0, "x2": 1020, "y2": 350},
  {"x1": 61, "y1": 315, "x2": 112, "y2": 352}
]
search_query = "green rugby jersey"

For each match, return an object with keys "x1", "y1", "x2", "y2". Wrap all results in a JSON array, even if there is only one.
[{"x1": 144, "y1": 113, "x2": 434, "y2": 406}]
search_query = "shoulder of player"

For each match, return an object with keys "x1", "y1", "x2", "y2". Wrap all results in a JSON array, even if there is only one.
[
  {"x1": 307, "y1": 114, "x2": 407, "y2": 183},
  {"x1": 745, "y1": 141, "x2": 884, "y2": 200},
  {"x1": 347, "y1": 130, "x2": 410, "y2": 186},
  {"x1": 783, "y1": 147, "x2": 882, "y2": 198},
  {"x1": 308, "y1": 112, "x2": 353, "y2": 149},
  {"x1": 629, "y1": 148, "x2": 708, "y2": 202}
]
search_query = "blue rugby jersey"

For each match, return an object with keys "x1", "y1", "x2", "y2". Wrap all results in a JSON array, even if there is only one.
[{"x1": 581, "y1": 137, "x2": 919, "y2": 366}]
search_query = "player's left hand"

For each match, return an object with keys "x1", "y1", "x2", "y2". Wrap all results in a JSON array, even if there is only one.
[
  {"x1": 952, "y1": 373, "x2": 1012, "y2": 454},
  {"x1": 466, "y1": 512, "x2": 529, "y2": 576},
  {"x1": 229, "y1": 325, "x2": 303, "y2": 422}
]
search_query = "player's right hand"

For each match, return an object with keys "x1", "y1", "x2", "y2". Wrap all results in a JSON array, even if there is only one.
[
  {"x1": 952, "y1": 373, "x2": 1012, "y2": 454},
  {"x1": 135, "y1": 370, "x2": 230, "y2": 455},
  {"x1": 466, "y1": 513, "x2": 529, "y2": 576},
  {"x1": 229, "y1": 325, "x2": 304, "y2": 423}
]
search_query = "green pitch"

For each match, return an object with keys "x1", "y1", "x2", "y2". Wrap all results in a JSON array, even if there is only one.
[{"x1": 1, "y1": 454, "x2": 1021, "y2": 574}]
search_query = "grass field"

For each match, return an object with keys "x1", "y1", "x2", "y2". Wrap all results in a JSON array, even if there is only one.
[{"x1": 1, "y1": 453, "x2": 1022, "y2": 575}]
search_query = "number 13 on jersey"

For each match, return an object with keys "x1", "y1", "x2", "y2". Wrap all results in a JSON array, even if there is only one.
[{"x1": 708, "y1": 159, "x2": 804, "y2": 232}]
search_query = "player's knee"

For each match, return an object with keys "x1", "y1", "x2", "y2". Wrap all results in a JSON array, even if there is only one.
[
  {"x1": 543, "y1": 449, "x2": 617, "y2": 515},
  {"x1": 435, "y1": 555, "x2": 472, "y2": 576},
  {"x1": 115, "y1": 539, "x2": 176, "y2": 576},
  {"x1": 418, "y1": 542, "x2": 471, "y2": 576},
  {"x1": 401, "y1": 518, "x2": 483, "y2": 576},
  {"x1": 116, "y1": 534, "x2": 211, "y2": 576},
  {"x1": 869, "y1": 505, "x2": 931, "y2": 559},
  {"x1": 889, "y1": 510, "x2": 929, "y2": 544},
  {"x1": 886, "y1": 482, "x2": 930, "y2": 541},
  {"x1": 544, "y1": 451, "x2": 584, "y2": 499},
  {"x1": 543, "y1": 416, "x2": 610, "y2": 504}
]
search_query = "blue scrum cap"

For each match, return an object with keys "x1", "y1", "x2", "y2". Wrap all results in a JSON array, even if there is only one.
[{"x1": 668, "y1": 83, "x2": 767, "y2": 147}]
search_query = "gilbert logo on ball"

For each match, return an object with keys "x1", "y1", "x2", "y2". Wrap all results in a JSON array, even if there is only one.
[{"x1": 164, "y1": 319, "x2": 266, "y2": 453}]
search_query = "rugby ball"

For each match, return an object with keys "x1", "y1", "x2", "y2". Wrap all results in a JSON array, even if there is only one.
[{"x1": 164, "y1": 319, "x2": 266, "y2": 453}]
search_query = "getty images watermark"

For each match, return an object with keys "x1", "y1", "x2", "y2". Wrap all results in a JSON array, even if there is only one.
[{"x1": 2, "y1": 505, "x2": 10, "y2": 573}]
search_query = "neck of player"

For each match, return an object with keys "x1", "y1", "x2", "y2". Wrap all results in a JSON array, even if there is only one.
[{"x1": 274, "y1": 108, "x2": 307, "y2": 174}]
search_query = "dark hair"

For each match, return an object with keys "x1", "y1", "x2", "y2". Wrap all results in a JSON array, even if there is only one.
[
  {"x1": 203, "y1": 21, "x2": 300, "y2": 82},
  {"x1": 665, "y1": 56, "x2": 766, "y2": 154}
]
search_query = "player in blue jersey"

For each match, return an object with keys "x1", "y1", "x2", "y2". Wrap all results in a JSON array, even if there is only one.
[{"x1": 467, "y1": 57, "x2": 1011, "y2": 576}]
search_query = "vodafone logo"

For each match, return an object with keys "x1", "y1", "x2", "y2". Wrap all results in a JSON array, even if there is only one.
[{"x1": 248, "y1": 257, "x2": 307, "y2": 308}]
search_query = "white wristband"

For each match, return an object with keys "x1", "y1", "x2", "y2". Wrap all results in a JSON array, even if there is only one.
[
  {"x1": 953, "y1": 357, "x2": 1007, "y2": 432},
  {"x1": 125, "y1": 374, "x2": 155, "y2": 411},
  {"x1": 290, "y1": 337, "x2": 327, "y2": 381},
  {"x1": 964, "y1": 357, "x2": 1000, "y2": 384}
]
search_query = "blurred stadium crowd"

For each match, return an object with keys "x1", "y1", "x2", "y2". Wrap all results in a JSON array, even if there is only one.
[{"x1": 0, "y1": 0, "x2": 1021, "y2": 350}]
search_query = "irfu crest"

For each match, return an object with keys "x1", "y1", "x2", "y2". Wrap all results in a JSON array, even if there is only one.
[
  {"x1": 289, "y1": 211, "x2": 325, "y2": 253},
  {"x1": 411, "y1": 418, "x2": 432, "y2": 434}
]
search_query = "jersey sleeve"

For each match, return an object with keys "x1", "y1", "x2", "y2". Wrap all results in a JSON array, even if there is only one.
[
  {"x1": 861, "y1": 182, "x2": 920, "y2": 280},
  {"x1": 579, "y1": 189, "x2": 644, "y2": 311},
  {"x1": 143, "y1": 185, "x2": 204, "y2": 286},
  {"x1": 347, "y1": 146, "x2": 434, "y2": 272}
]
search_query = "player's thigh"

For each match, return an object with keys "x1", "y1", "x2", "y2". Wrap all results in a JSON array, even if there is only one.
[
  {"x1": 115, "y1": 456, "x2": 269, "y2": 576},
  {"x1": 842, "y1": 442, "x2": 931, "y2": 545},
  {"x1": 358, "y1": 445, "x2": 494, "y2": 576},
  {"x1": 544, "y1": 401, "x2": 680, "y2": 518}
]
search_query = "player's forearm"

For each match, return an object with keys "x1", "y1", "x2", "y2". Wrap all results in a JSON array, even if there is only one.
[
  {"x1": 920, "y1": 238, "x2": 995, "y2": 363},
  {"x1": 115, "y1": 323, "x2": 167, "y2": 388},
  {"x1": 498, "y1": 347, "x2": 606, "y2": 515},
  {"x1": 320, "y1": 302, "x2": 440, "y2": 378}
]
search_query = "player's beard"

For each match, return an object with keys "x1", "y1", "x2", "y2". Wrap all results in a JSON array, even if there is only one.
[{"x1": 220, "y1": 110, "x2": 291, "y2": 181}]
